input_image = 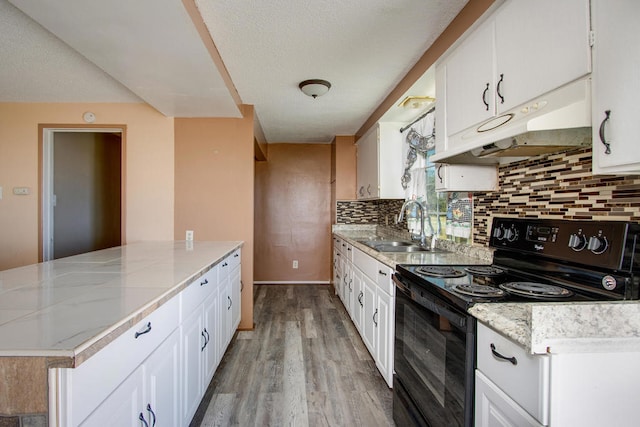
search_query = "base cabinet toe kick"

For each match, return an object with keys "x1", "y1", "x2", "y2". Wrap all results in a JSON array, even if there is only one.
[{"x1": 49, "y1": 249, "x2": 242, "y2": 427}]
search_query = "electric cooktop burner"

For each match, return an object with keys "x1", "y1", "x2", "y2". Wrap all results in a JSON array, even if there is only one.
[
  {"x1": 450, "y1": 284, "x2": 506, "y2": 298},
  {"x1": 464, "y1": 266, "x2": 506, "y2": 277},
  {"x1": 499, "y1": 282, "x2": 574, "y2": 298},
  {"x1": 415, "y1": 266, "x2": 466, "y2": 278}
]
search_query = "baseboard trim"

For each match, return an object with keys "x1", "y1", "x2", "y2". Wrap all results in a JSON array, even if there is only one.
[{"x1": 254, "y1": 281, "x2": 330, "y2": 285}]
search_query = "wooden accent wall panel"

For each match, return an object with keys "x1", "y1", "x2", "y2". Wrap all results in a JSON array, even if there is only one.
[{"x1": 255, "y1": 144, "x2": 331, "y2": 282}]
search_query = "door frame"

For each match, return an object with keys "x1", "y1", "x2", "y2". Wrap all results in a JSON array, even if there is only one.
[{"x1": 38, "y1": 124, "x2": 127, "y2": 262}]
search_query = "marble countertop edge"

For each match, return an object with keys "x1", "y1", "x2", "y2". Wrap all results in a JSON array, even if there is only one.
[{"x1": 0, "y1": 241, "x2": 244, "y2": 363}]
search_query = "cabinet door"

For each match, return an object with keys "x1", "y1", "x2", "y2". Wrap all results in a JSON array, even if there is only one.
[
  {"x1": 333, "y1": 248, "x2": 341, "y2": 296},
  {"x1": 79, "y1": 368, "x2": 144, "y2": 427},
  {"x1": 591, "y1": 0, "x2": 640, "y2": 173},
  {"x1": 203, "y1": 288, "x2": 219, "y2": 384},
  {"x1": 219, "y1": 274, "x2": 232, "y2": 351},
  {"x1": 181, "y1": 309, "x2": 204, "y2": 425},
  {"x1": 351, "y1": 268, "x2": 364, "y2": 333},
  {"x1": 445, "y1": 19, "x2": 495, "y2": 137},
  {"x1": 475, "y1": 371, "x2": 542, "y2": 427},
  {"x1": 494, "y1": 0, "x2": 591, "y2": 114},
  {"x1": 231, "y1": 265, "x2": 241, "y2": 331},
  {"x1": 356, "y1": 127, "x2": 379, "y2": 199},
  {"x1": 145, "y1": 328, "x2": 180, "y2": 427},
  {"x1": 375, "y1": 289, "x2": 393, "y2": 387},
  {"x1": 361, "y1": 275, "x2": 377, "y2": 354},
  {"x1": 434, "y1": 164, "x2": 498, "y2": 192}
]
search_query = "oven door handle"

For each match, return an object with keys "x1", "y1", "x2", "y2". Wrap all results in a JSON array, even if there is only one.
[{"x1": 393, "y1": 274, "x2": 468, "y2": 329}]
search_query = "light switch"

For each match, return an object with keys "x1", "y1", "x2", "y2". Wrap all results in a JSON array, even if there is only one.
[
  {"x1": 13, "y1": 187, "x2": 29, "y2": 195},
  {"x1": 0, "y1": 186, "x2": 3, "y2": 200}
]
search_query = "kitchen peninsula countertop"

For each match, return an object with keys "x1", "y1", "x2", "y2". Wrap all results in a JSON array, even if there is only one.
[{"x1": 0, "y1": 240, "x2": 242, "y2": 363}]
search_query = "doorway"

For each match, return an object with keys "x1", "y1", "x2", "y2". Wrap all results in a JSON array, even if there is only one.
[{"x1": 41, "y1": 127, "x2": 124, "y2": 261}]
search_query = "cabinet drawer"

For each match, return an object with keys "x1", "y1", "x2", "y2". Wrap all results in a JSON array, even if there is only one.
[
  {"x1": 228, "y1": 249, "x2": 241, "y2": 271},
  {"x1": 477, "y1": 323, "x2": 549, "y2": 425},
  {"x1": 345, "y1": 243, "x2": 354, "y2": 262},
  {"x1": 375, "y1": 263, "x2": 393, "y2": 295},
  {"x1": 181, "y1": 265, "x2": 218, "y2": 320},
  {"x1": 353, "y1": 247, "x2": 377, "y2": 281},
  {"x1": 67, "y1": 295, "x2": 180, "y2": 424}
]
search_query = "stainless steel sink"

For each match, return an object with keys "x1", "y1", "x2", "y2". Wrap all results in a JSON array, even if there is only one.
[
  {"x1": 374, "y1": 244, "x2": 430, "y2": 253},
  {"x1": 359, "y1": 239, "x2": 440, "y2": 253}
]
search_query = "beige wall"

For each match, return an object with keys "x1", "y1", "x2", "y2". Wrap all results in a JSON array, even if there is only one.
[
  {"x1": 174, "y1": 111, "x2": 255, "y2": 329},
  {"x1": 254, "y1": 143, "x2": 331, "y2": 283},
  {"x1": 0, "y1": 103, "x2": 174, "y2": 270}
]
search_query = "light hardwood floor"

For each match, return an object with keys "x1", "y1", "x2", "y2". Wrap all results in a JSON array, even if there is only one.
[{"x1": 191, "y1": 284, "x2": 395, "y2": 427}]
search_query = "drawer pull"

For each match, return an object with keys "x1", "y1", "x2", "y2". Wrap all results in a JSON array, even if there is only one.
[
  {"x1": 490, "y1": 343, "x2": 517, "y2": 365},
  {"x1": 378, "y1": 270, "x2": 387, "y2": 276},
  {"x1": 200, "y1": 278, "x2": 209, "y2": 286},
  {"x1": 139, "y1": 413, "x2": 149, "y2": 427},
  {"x1": 146, "y1": 404, "x2": 156, "y2": 427},
  {"x1": 134, "y1": 322, "x2": 152, "y2": 339}
]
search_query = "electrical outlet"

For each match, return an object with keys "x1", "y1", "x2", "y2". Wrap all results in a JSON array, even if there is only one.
[
  {"x1": 186, "y1": 230, "x2": 194, "y2": 241},
  {"x1": 293, "y1": 260, "x2": 299, "y2": 269}
]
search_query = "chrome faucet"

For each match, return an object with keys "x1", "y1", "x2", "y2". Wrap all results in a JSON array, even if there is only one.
[{"x1": 397, "y1": 199, "x2": 427, "y2": 248}]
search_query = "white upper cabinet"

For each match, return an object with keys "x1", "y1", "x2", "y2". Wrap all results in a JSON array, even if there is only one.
[
  {"x1": 445, "y1": 20, "x2": 496, "y2": 137},
  {"x1": 493, "y1": 0, "x2": 591, "y2": 114},
  {"x1": 441, "y1": 0, "x2": 591, "y2": 148},
  {"x1": 356, "y1": 122, "x2": 404, "y2": 200},
  {"x1": 591, "y1": 0, "x2": 640, "y2": 174}
]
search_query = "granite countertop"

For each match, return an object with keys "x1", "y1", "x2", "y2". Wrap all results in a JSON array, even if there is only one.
[
  {"x1": 0, "y1": 241, "x2": 242, "y2": 361},
  {"x1": 333, "y1": 224, "x2": 493, "y2": 268},
  {"x1": 334, "y1": 225, "x2": 640, "y2": 357},
  {"x1": 470, "y1": 301, "x2": 640, "y2": 354}
]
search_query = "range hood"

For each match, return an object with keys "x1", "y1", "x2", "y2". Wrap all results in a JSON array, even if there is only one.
[{"x1": 431, "y1": 78, "x2": 592, "y2": 164}]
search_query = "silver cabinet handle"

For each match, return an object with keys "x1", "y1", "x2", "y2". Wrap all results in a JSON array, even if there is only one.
[
  {"x1": 598, "y1": 110, "x2": 612, "y2": 155},
  {"x1": 373, "y1": 308, "x2": 378, "y2": 327}
]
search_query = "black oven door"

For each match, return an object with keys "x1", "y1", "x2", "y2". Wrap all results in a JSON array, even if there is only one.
[{"x1": 393, "y1": 274, "x2": 476, "y2": 427}]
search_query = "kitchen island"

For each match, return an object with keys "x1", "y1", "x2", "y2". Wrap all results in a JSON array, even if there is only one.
[{"x1": 0, "y1": 240, "x2": 242, "y2": 426}]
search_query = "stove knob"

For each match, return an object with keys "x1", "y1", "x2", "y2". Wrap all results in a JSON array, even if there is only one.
[
  {"x1": 493, "y1": 226, "x2": 506, "y2": 240},
  {"x1": 506, "y1": 228, "x2": 519, "y2": 242},
  {"x1": 587, "y1": 235, "x2": 609, "y2": 254},
  {"x1": 568, "y1": 233, "x2": 588, "y2": 251}
]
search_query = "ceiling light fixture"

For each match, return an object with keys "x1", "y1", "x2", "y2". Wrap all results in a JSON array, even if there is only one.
[
  {"x1": 299, "y1": 79, "x2": 331, "y2": 98},
  {"x1": 398, "y1": 96, "x2": 435, "y2": 109}
]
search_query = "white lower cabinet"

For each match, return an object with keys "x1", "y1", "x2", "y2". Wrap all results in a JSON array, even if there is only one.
[
  {"x1": 80, "y1": 321, "x2": 181, "y2": 427},
  {"x1": 52, "y1": 249, "x2": 241, "y2": 427},
  {"x1": 475, "y1": 370, "x2": 542, "y2": 427},
  {"x1": 476, "y1": 321, "x2": 640, "y2": 427},
  {"x1": 336, "y1": 243, "x2": 394, "y2": 387}
]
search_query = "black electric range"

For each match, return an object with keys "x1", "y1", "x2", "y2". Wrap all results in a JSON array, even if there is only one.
[
  {"x1": 397, "y1": 217, "x2": 640, "y2": 311},
  {"x1": 392, "y1": 217, "x2": 640, "y2": 427}
]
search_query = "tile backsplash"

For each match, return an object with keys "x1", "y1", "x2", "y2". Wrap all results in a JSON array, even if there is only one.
[
  {"x1": 474, "y1": 146, "x2": 640, "y2": 246},
  {"x1": 336, "y1": 199, "x2": 406, "y2": 232}
]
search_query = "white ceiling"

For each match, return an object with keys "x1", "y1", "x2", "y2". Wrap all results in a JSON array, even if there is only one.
[{"x1": 2, "y1": 0, "x2": 468, "y2": 143}]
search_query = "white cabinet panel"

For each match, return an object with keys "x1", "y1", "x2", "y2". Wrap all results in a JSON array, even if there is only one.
[
  {"x1": 181, "y1": 309, "x2": 204, "y2": 425},
  {"x1": 445, "y1": 19, "x2": 496, "y2": 137},
  {"x1": 80, "y1": 368, "x2": 144, "y2": 427},
  {"x1": 475, "y1": 370, "x2": 542, "y2": 427},
  {"x1": 494, "y1": 0, "x2": 591, "y2": 113},
  {"x1": 374, "y1": 289, "x2": 392, "y2": 386},
  {"x1": 435, "y1": 164, "x2": 498, "y2": 192},
  {"x1": 145, "y1": 328, "x2": 180, "y2": 427},
  {"x1": 591, "y1": 0, "x2": 640, "y2": 174},
  {"x1": 356, "y1": 122, "x2": 404, "y2": 200}
]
